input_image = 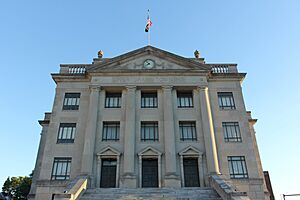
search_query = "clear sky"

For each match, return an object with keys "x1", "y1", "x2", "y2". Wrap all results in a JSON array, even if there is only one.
[{"x1": 0, "y1": 1, "x2": 299, "y2": 199}]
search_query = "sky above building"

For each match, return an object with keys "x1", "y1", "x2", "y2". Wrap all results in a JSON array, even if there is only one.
[{"x1": 0, "y1": 1, "x2": 299, "y2": 199}]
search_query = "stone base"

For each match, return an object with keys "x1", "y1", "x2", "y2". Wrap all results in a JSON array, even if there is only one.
[
  {"x1": 164, "y1": 175, "x2": 181, "y2": 188},
  {"x1": 120, "y1": 174, "x2": 137, "y2": 188}
]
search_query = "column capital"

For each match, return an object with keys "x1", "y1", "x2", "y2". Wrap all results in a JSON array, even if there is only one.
[
  {"x1": 162, "y1": 85, "x2": 173, "y2": 90},
  {"x1": 197, "y1": 86, "x2": 208, "y2": 91},
  {"x1": 126, "y1": 85, "x2": 137, "y2": 90},
  {"x1": 89, "y1": 85, "x2": 101, "y2": 91}
]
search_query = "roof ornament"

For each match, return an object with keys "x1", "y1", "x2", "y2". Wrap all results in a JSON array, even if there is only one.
[
  {"x1": 194, "y1": 50, "x2": 200, "y2": 59},
  {"x1": 98, "y1": 50, "x2": 104, "y2": 58}
]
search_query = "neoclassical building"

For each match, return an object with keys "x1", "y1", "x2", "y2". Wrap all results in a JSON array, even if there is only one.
[{"x1": 29, "y1": 46, "x2": 271, "y2": 200}]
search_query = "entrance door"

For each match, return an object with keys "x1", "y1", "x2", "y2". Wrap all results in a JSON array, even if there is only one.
[
  {"x1": 183, "y1": 158, "x2": 200, "y2": 187},
  {"x1": 142, "y1": 158, "x2": 158, "y2": 187},
  {"x1": 100, "y1": 159, "x2": 117, "y2": 188}
]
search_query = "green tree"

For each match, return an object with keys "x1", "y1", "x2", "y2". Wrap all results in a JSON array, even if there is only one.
[{"x1": 2, "y1": 174, "x2": 32, "y2": 200}]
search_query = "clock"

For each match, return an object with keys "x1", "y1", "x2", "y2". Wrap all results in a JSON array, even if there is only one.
[{"x1": 143, "y1": 59, "x2": 155, "y2": 69}]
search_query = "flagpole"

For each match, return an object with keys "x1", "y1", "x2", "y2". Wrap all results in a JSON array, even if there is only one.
[{"x1": 148, "y1": 9, "x2": 150, "y2": 45}]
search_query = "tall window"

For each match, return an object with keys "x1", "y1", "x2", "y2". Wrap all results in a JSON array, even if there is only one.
[
  {"x1": 57, "y1": 123, "x2": 76, "y2": 143},
  {"x1": 63, "y1": 93, "x2": 80, "y2": 110},
  {"x1": 218, "y1": 92, "x2": 235, "y2": 110},
  {"x1": 102, "y1": 122, "x2": 120, "y2": 141},
  {"x1": 222, "y1": 122, "x2": 242, "y2": 142},
  {"x1": 105, "y1": 92, "x2": 122, "y2": 108},
  {"x1": 177, "y1": 91, "x2": 193, "y2": 108},
  {"x1": 141, "y1": 92, "x2": 158, "y2": 108},
  {"x1": 141, "y1": 122, "x2": 159, "y2": 141},
  {"x1": 179, "y1": 121, "x2": 197, "y2": 141},
  {"x1": 51, "y1": 158, "x2": 71, "y2": 180},
  {"x1": 228, "y1": 156, "x2": 248, "y2": 179}
]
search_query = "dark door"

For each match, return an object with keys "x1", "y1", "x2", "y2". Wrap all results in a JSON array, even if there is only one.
[
  {"x1": 100, "y1": 159, "x2": 117, "y2": 188},
  {"x1": 183, "y1": 158, "x2": 200, "y2": 187},
  {"x1": 142, "y1": 158, "x2": 158, "y2": 187}
]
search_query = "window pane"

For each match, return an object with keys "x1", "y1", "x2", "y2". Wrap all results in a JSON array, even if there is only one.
[{"x1": 103, "y1": 122, "x2": 120, "y2": 141}]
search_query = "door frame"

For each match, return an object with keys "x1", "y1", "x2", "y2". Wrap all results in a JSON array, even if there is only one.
[
  {"x1": 96, "y1": 146, "x2": 121, "y2": 188},
  {"x1": 178, "y1": 146, "x2": 204, "y2": 187},
  {"x1": 138, "y1": 147, "x2": 162, "y2": 188}
]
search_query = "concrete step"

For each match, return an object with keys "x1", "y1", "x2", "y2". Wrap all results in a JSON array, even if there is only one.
[{"x1": 79, "y1": 187, "x2": 222, "y2": 200}]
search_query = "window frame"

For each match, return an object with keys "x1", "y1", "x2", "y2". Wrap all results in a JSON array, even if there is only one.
[
  {"x1": 51, "y1": 157, "x2": 72, "y2": 180},
  {"x1": 105, "y1": 92, "x2": 122, "y2": 108},
  {"x1": 141, "y1": 91, "x2": 158, "y2": 108},
  {"x1": 228, "y1": 156, "x2": 248, "y2": 179},
  {"x1": 177, "y1": 91, "x2": 194, "y2": 108},
  {"x1": 57, "y1": 123, "x2": 76, "y2": 143},
  {"x1": 102, "y1": 122, "x2": 120, "y2": 141},
  {"x1": 179, "y1": 121, "x2": 197, "y2": 141},
  {"x1": 140, "y1": 121, "x2": 159, "y2": 141},
  {"x1": 222, "y1": 122, "x2": 242, "y2": 142},
  {"x1": 63, "y1": 93, "x2": 81, "y2": 110},
  {"x1": 217, "y1": 92, "x2": 236, "y2": 110}
]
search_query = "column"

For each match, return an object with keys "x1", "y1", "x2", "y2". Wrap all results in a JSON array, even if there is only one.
[
  {"x1": 123, "y1": 86, "x2": 137, "y2": 187},
  {"x1": 81, "y1": 86, "x2": 101, "y2": 175},
  {"x1": 198, "y1": 155, "x2": 204, "y2": 187},
  {"x1": 162, "y1": 86, "x2": 180, "y2": 187},
  {"x1": 180, "y1": 155, "x2": 185, "y2": 187},
  {"x1": 198, "y1": 86, "x2": 220, "y2": 174},
  {"x1": 96, "y1": 156, "x2": 101, "y2": 188}
]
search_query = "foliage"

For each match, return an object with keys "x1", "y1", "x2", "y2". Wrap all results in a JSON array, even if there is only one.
[{"x1": 2, "y1": 174, "x2": 32, "y2": 200}]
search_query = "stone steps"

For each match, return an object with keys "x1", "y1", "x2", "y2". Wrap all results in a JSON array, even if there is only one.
[{"x1": 79, "y1": 187, "x2": 222, "y2": 200}]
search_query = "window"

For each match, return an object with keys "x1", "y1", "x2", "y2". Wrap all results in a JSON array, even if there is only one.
[
  {"x1": 218, "y1": 92, "x2": 235, "y2": 110},
  {"x1": 105, "y1": 92, "x2": 122, "y2": 108},
  {"x1": 177, "y1": 91, "x2": 193, "y2": 108},
  {"x1": 63, "y1": 93, "x2": 80, "y2": 110},
  {"x1": 102, "y1": 122, "x2": 120, "y2": 141},
  {"x1": 57, "y1": 123, "x2": 76, "y2": 143},
  {"x1": 222, "y1": 122, "x2": 242, "y2": 142},
  {"x1": 51, "y1": 158, "x2": 71, "y2": 180},
  {"x1": 141, "y1": 92, "x2": 158, "y2": 108},
  {"x1": 179, "y1": 121, "x2": 197, "y2": 141},
  {"x1": 141, "y1": 122, "x2": 159, "y2": 141},
  {"x1": 228, "y1": 156, "x2": 248, "y2": 179}
]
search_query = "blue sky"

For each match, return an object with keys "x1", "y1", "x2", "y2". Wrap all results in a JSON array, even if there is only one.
[{"x1": 0, "y1": 1, "x2": 299, "y2": 199}]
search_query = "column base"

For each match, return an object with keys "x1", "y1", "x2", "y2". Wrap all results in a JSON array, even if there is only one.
[
  {"x1": 164, "y1": 174, "x2": 181, "y2": 188},
  {"x1": 120, "y1": 174, "x2": 137, "y2": 188}
]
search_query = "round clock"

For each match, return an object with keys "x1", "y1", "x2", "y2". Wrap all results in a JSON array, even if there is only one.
[{"x1": 143, "y1": 59, "x2": 155, "y2": 69}]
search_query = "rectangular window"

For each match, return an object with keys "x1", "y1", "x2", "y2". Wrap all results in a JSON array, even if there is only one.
[
  {"x1": 57, "y1": 123, "x2": 76, "y2": 143},
  {"x1": 141, "y1": 122, "x2": 159, "y2": 141},
  {"x1": 228, "y1": 156, "x2": 248, "y2": 179},
  {"x1": 218, "y1": 92, "x2": 235, "y2": 110},
  {"x1": 105, "y1": 92, "x2": 122, "y2": 108},
  {"x1": 141, "y1": 92, "x2": 158, "y2": 108},
  {"x1": 177, "y1": 91, "x2": 193, "y2": 108},
  {"x1": 179, "y1": 121, "x2": 197, "y2": 141},
  {"x1": 222, "y1": 122, "x2": 242, "y2": 142},
  {"x1": 51, "y1": 158, "x2": 71, "y2": 180},
  {"x1": 102, "y1": 122, "x2": 120, "y2": 141},
  {"x1": 63, "y1": 93, "x2": 80, "y2": 110}
]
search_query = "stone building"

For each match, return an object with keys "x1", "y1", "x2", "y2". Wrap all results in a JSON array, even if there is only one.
[{"x1": 29, "y1": 46, "x2": 270, "y2": 199}]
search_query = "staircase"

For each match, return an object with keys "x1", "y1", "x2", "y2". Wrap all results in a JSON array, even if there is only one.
[{"x1": 79, "y1": 187, "x2": 222, "y2": 200}]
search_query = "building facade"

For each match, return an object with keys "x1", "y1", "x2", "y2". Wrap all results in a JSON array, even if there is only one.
[{"x1": 29, "y1": 46, "x2": 270, "y2": 199}]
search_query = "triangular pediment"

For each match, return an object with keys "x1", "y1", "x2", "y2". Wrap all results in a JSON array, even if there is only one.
[
  {"x1": 138, "y1": 146, "x2": 162, "y2": 156},
  {"x1": 88, "y1": 46, "x2": 210, "y2": 72},
  {"x1": 97, "y1": 146, "x2": 121, "y2": 156},
  {"x1": 179, "y1": 146, "x2": 203, "y2": 156}
]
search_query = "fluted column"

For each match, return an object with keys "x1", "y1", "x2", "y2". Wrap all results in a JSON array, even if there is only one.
[
  {"x1": 81, "y1": 86, "x2": 101, "y2": 175},
  {"x1": 122, "y1": 86, "x2": 137, "y2": 187},
  {"x1": 198, "y1": 86, "x2": 220, "y2": 174},
  {"x1": 162, "y1": 86, "x2": 179, "y2": 187}
]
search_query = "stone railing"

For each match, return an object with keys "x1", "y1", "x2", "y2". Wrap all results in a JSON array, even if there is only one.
[
  {"x1": 53, "y1": 176, "x2": 87, "y2": 200},
  {"x1": 209, "y1": 175, "x2": 250, "y2": 200},
  {"x1": 60, "y1": 65, "x2": 86, "y2": 74},
  {"x1": 211, "y1": 64, "x2": 238, "y2": 73}
]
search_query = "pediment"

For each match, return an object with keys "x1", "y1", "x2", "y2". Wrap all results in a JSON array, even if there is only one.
[
  {"x1": 88, "y1": 46, "x2": 210, "y2": 72},
  {"x1": 179, "y1": 146, "x2": 203, "y2": 156},
  {"x1": 97, "y1": 146, "x2": 121, "y2": 157},
  {"x1": 138, "y1": 146, "x2": 162, "y2": 156}
]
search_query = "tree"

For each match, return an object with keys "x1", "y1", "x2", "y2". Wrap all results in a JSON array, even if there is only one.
[{"x1": 2, "y1": 174, "x2": 32, "y2": 200}]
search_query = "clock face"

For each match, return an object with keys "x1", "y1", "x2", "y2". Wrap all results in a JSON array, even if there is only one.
[{"x1": 143, "y1": 59, "x2": 155, "y2": 69}]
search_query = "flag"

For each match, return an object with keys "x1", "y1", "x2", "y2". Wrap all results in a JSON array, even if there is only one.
[{"x1": 145, "y1": 15, "x2": 152, "y2": 32}]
